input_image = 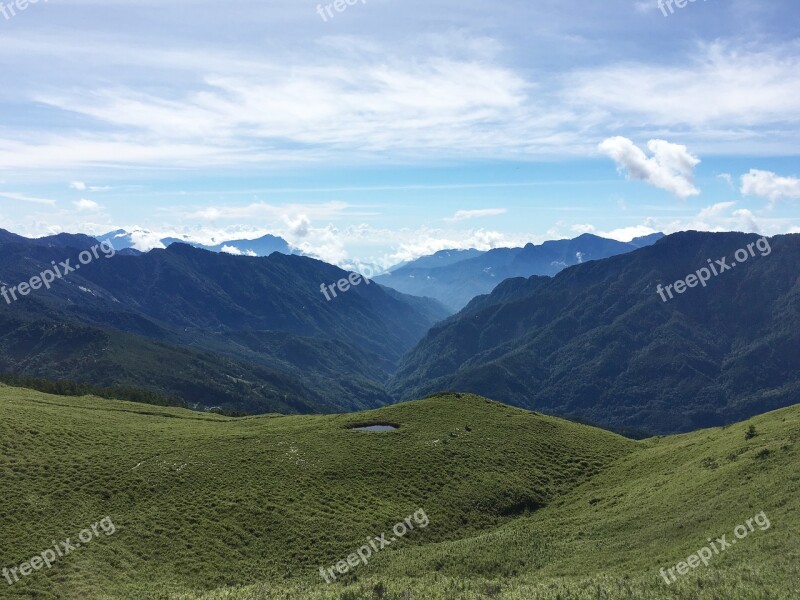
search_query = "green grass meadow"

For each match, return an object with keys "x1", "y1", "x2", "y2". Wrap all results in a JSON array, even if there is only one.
[{"x1": 0, "y1": 385, "x2": 797, "y2": 599}]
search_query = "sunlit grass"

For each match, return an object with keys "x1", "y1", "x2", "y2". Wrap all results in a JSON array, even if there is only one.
[{"x1": 0, "y1": 385, "x2": 797, "y2": 599}]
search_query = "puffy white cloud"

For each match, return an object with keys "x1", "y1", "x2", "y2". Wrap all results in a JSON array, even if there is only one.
[
  {"x1": 219, "y1": 245, "x2": 256, "y2": 257},
  {"x1": 73, "y1": 198, "x2": 100, "y2": 211},
  {"x1": 286, "y1": 215, "x2": 311, "y2": 238},
  {"x1": 599, "y1": 136, "x2": 701, "y2": 199},
  {"x1": 128, "y1": 229, "x2": 167, "y2": 252},
  {"x1": 445, "y1": 208, "x2": 507, "y2": 222},
  {"x1": 741, "y1": 169, "x2": 800, "y2": 204},
  {"x1": 70, "y1": 181, "x2": 87, "y2": 191}
]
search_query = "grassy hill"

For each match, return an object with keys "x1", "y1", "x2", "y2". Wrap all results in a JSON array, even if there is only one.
[{"x1": 0, "y1": 385, "x2": 797, "y2": 599}]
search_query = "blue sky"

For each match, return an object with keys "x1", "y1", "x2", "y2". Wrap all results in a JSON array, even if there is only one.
[{"x1": 0, "y1": 0, "x2": 798, "y2": 267}]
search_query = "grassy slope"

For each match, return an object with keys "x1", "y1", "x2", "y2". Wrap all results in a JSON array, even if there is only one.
[{"x1": 0, "y1": 386, "x2": 797, "y2": 599}]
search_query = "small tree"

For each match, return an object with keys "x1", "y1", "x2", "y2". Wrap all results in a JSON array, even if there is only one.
[{"x1": 745, "y1": 425, "x2": 758, "y2": 440}]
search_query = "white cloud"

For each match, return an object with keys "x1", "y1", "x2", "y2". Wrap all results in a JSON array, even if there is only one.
[
  {"x1": 129, "y1": 230, "x2": 166, "y2": 252},
  {"x1": 696, "y1": 201, "x2": 736, "y2": 220},
  {"x1": 568, "y1": 222, "x2": 658, "y2": 242},
  {"x1": 0, "y1": 39, "x2": 798, "y2": 171},
  {"x1": 187, "y1": 201, "x2": 351, "y2": 222},
  {"x1": 73, "y1": 198, "x2": 100, "y2": 211},
  {"x1": 280, "y1": 220, "x2": 534, "y2": 268},
  {"x1": 69, "y1": 181, "x2": 111, "y2": 192},
  {"x1": 599, "y1": 136, "x2": 701, "y2": 199},
  {"x1": 0, "y1": 192, "x2": 56, "y2": 206},
  {"x1": 375, "y1": 227, "x2": 530, "y2": 267},
  {"x1": 16, "y1": 44, "x2": 530, "y2": 170},
  {"x1": 570, "y1": 43, "x2": 800, "y2": 130},
  {"x1": 730, "y1": 209, "x2": 760, "y2": 233},
  {"x1": 717, "y1": 173, "x2": 734, "y2": 188},
  {"x1": 565, "y1": 200, "x2": 800, "y2": 243},
  {"x1": 218, "y1": 245, "x2": 258, "y2": 257},
  {"x1": 571, "y1": 224, "x2": 596, "y2": 235},
  {"x1": 740, "y1": 169, "x2": 800, "y2": 204},
  {"x1": 586, "y1": 202, "x2": 797, "y2": 240},
  {"x1": 445, "y1": 208, "x2": 507, "y2": 222},
  {"x1": 286, "y1": 215, "x2": 311, "y2": 238},
  {"x1": 664, "y1": 202, "x2": 768, "y2": 234},
  {"x1": 600, "y1": 225, "x2": 660, "y2": 242}
]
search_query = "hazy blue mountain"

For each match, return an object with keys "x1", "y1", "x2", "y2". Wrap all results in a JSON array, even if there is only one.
[
  {"x1": 0, "y1": 229, "x2": 100, "y2": 250},
  {"x1": 375, "y1": 233, "x2": 664, "y2": 311},
  {"x1": 100, "y1": 229, "x2": 293, "y2": 257},
  {"x1": 389, "y1": 231, "x2": 799, "y2": 435},
  {"x1": 392, "y1": 248, "x2": 486, "y2": 271}
]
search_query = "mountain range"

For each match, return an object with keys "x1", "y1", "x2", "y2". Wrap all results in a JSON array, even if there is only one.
[
  {"x1": 0, "y1": 230, "x2": 446, "y2": 413},
  {"x1": 100, "y1": 229, "x2": 293, "y2": 257},
  {"x1": 390, "y1": 231, "x2": 800, "y2": 434},
  {"x1": 2, "y1": 228, "x2": 797, "y2": 435},
  {"x1": 374, "y1": 233, "x2": 664, "y2": 311}
]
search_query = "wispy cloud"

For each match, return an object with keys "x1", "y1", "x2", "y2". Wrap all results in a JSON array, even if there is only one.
[
  {"x1": 445, "y1": 208, "x2": 508, "y2": 222},
  {"x1": 185, "y1": 201, "x2": 353, "y2": 221},
  {"x1": 0, "y1": 192, "x2": 56, "y2": 206},
  {"x1": 2, "y1": 36, "x2": 798, "y2": 172},
  {"x1": 717, "y1": 173, "x2": 734, "y2": 188},
  {"x1": 70, "y1": 181, "x2": 111, "y2": 192},
  {"x1": 570, "y1": 42, "x2": 800, "y2": 130}
]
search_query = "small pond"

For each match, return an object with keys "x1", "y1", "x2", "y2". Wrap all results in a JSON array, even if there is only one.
[{"x1": 350, "y1": 424, "x2": 399, "y2": 432}]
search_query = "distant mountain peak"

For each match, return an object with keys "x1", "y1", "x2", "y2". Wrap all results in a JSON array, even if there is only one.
[
  {"x1": 99, "y1": 229, "x2": 293, "y2": 257},
  {"x1": 375, "y1": 233, "x2": 663, "y2": 312}
]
